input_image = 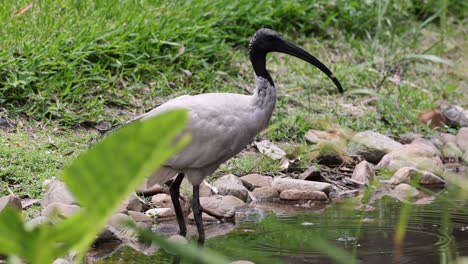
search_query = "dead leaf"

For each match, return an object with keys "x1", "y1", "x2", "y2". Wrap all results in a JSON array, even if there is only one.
[
  {"x1": 254, "y1": 140, "x2": 286, "y2": 160},
  {"x1": 175, "y1": 45, "x2": 185, "y2": 58},
  {"x1": 14, "y1": 3, "x2": 33, "y2": 17},
  {"x1": 279, "y1": 157, "x2": 290, "y2": 170}
]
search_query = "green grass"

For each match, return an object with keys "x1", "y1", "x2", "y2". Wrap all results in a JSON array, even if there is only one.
[{"x1": 0, "y1": 0, "x2": 467, "y2": 197}]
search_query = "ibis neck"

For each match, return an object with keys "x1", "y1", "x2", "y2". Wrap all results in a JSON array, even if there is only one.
[{"x1": 250, "y1": 50, "x2": 274, "y2": 87}]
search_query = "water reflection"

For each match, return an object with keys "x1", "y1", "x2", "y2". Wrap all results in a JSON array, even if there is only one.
[{"x1": 98, "y1": 186, "x2": 468, "y2": 263}]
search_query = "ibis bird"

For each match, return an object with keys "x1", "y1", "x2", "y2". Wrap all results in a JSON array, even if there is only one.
[{"x1": 137, "y1": 28, "x2": 343, "y2": 244}]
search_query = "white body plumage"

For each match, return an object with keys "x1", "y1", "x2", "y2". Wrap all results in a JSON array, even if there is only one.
[{"x1": 142, "y1": 76, "x2": 276, "y2": 185}]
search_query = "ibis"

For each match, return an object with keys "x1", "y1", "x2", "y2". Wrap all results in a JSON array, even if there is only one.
[{"x1": 137, "y1": 28, "x2": 343, "y2": 244}]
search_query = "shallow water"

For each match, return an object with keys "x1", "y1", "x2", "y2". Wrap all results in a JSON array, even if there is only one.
[{"x1": 98, "y1": 186, "x2": 468, "y2": 264}]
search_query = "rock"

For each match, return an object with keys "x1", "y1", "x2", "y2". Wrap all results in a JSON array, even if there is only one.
[
  {"x1": 213, "y1": 174, "x2": 249, "y2": 202},
  {"x1": 399, "y1": 133, "x2": 423, "y2": 144},
  {"x1": 168, "y1": 235, "x2": 188, "y2": 245},
  {"x1": 181, "y1": 179, "x2": 213, "y2": 197},
  {"x1": 136, "y1": 181, "x2": 166, "y2": 196},
  {"x1": 351, "y1": 161, "x2": 375, "y2": 185},
  {"x1": 272, "y1": 178, "x2": 332, "y2": 195},
  {"x1": 439, "y1": 133, "x2": 457, "y2": 144},
  {"x1": 389, "y1": 167, "x2": 445, "y2": 186},
  {"x1": 41, "y1": 180, "x2": 76, "y2": 206},
  {"x1": 376, "y1": 143, "x2": 444, "y2": 175},
  {"x1": 279, "y1": 190, "x2": 328, "y2": 201},
  {"x1": 21, "y1": 198, "x2": 41, "y2": 209},
  {"x1": 128, "y1": 211, "x2": 154, "y2": 223},
  {"x1": 200, "y1": 195, "x2": 245, "y2": 218},
  {"x1": 418, "y1": 109, "x2": 446, "y2": 129},
  {"x1": 41, "y1": 202, "x2": 80, "y2": 218},
  {"x1": 348, "y1": 131, "x2": 402, "y2": 163},
  {"x1": 0, "y1": 195, "x2": 22, "y2": 211},
  {"x1": 391, "y1": 183, "x2": 419, "y2": 201},
  {"x1": 0, "y1": 118, "x2": 16, "y2": 129},
  {"x1": 100, "y1": 213, "x2": 138, "y2": 242},
  {"x1": 145, "y1": 208, "x2": 175, "y2": 219},
  {"x1": 250, "y1": 187, "x2": 279, "y2": 200},
  {"x1": 188, "y1": 212, "x2": 219, "y2": 224},
  {"x1": 309, "y1": 141, "x2": 352, "y2": 165},
  {"x1": 440, "y1": 101, "x2": 468, "y2": 127},
  {"x1": 463, "y1": 151, "x2": 468, "y2": 165},
  {"x1": 26, "y1": 216, "x2": 50, "y2": 229},
  {"x1": 254, "y1": 140, "x2": 286, "y2": 160},
  {"x1": 240, "y1": 174, "x2": 272, "y2": 188},
  {"x1": 53, "y1": 258, "x2": 70, "y2": 264},
  {"x1": 116, "y1": 193, "x2": 148, "y2": 213},
  {"x1": 442, "y1": 142, "x2": 463, "y2": 160},
  {"x1": 305, "y1": 129, "x2": 349, "y2": 144},
  {"x1": 456, "y1": 127, "x2": 468, "y2": 153},
  {"x1": 411, "y1": 138, "x2": 442, "y2": 155},
  {"x1": 298, "y1": 166, "x2": 321, "y2": 181}
]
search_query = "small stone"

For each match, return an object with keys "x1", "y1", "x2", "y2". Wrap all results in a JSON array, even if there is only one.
[
  {"x1": 117, "y1": 193, "x2": 148, "y2": 213},
  {"x1": 279, "y1": 190, "x2": 328, "y2": 201},
  {"x1": 456, "y1": 127, "x2": 468, "y2": 153},
  {"x1": 351, "y1": 161, "x2": 375, "y2": 185},
  {"x1": 41, "y1": 180, "x2": 76, "y2": 206},
  {"x1": 440, "y1": 101, "x2": 468, "y2": 127},
  {"x1": 272, "y1": 178, "x2": 332, "y2": 194},
  {"x1": 298, "y1": 166, "x2": 321, "y2": 181},
  {"x1": 376, "y1": 143, "x2": 444, "y2": 175},
  {"x1": 442, "y1": 142, "x2": 463, "y2": 160},
  {"x1": 128, "y1": 211, "x2": 154, "y2": 223},
  {"x1": 213, "y1": 174, "x2": 249, "y2": 202},
  {"x1": 180, "y1": 179, "x2": 213, "y2": 197},
  {"x1": 41, "y1": 202, "x2": 80, "y2": 218},
  {"x1": 0, "y1": 195, "x2": 22, "y2": 211},
  {"x1": 389, "y1": 167, "x2": 445, "y2": 186},
  {"x1": 348, "y1": 131, "x2": 402, "y2": 163},
  {"x1": 399, "y1": 133, "x2": 423, "y2": 144},
  {"x1": 53, "y1": 258, "x2": 70, "y2": 264},
  {"x1": 145, "y1": 208, "x2": 175, "y2": 219},
  {"x1": 150, "y1": 193, "x2": 186, "y2": 211},
  {"x1": 439, "y1": 133, "x2": 457, "y2": 144},
  {"x1": 240, "y1": 174, "x2": 272, "y2": 188},
  {"x1": 188, "y1": 212, "x2": 219, "y2": 224},
  {"x1": 391, "y1": 183, "x2": 419, "y2": 201},
  {"x1": 200, "y1": 195, "x2": 245, "y2": 218},
  {"x1": 136, "y1": 181, "x2": 166, "y2": 196},
  {"x1": 251, "y1": 187, "x2": 279, "y2": 200},
  {"x1": 168, "y1": 235, "x2": 188, "y2": 245}
]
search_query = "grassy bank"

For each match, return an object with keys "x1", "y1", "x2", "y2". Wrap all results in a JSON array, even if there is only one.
[{"x1": 0, "y1": 0, "x2": 467, "y2": 198}]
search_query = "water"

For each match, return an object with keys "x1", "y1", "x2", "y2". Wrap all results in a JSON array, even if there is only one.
[{"x1": 98, "y1": 186, "x2": 468, "y2": 263}]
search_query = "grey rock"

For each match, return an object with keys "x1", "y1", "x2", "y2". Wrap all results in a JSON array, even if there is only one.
[
  {"x1": 272, "y1": 178, "x2": 332, "y2": 195},
  {"x1": 136, "y1": 181, "x2": 166, "y2": 196},
  {"x1": 116, "y1": 193, "x2": 148, "y2": 213},
  {"x1": 439, "y1": 133, "x2": 457, "y2": 144},
  {"x1": 411, "y1": 138, "x2": 442, "y2": 156},
  {"x1": 0, "y1": 195, "x2": 22, "y2": 211},
  {"x1": 100, "y1": 213, "x2": 138, "y2": 242},
  {"x1": 251, "y1": 187, "x2": 279, "y2": 200},
  {"x1": 298, "y1": 166, "x2": 321, "y2": 181},
  {"x1": 240, "y1": 174, "x2": 272, "y2": 188},
  {"x1": 351, "y1": 161, "x2": 375, "y2": 185},
  {"x1": 440, "y1": 102, "x2": 468, "y2": 127},
  {"x1": 41, "y1": 202, "x2": 80, "y2": 218},
  {"x1": 348, "y1": 131, "x2": 402, "y2": 163},
  {"x1": 390, "y1": 183, "x2": 419, "y2": 201},
  {"x1": 376, "y1": 143, "x2": 444, "y2": 175},
  {"x1": 213, "y1": 174, "x2": 248, "y2": 202},
  {"x1": 145, "y1": 208, "x2": 175, "y2": 219},
  {"x1": 200, "y1": 195, "x2": 245, "y2": 218},
  {"x1": 399, "y1": 133, "x2": 423, "y2": 144},
  {"x1": 168, "y1": 235, "x2": 188, "y2": 245},
  {"x1": 279, "y1": 190, "x2": 328, "y2": 201},
  {"x1": 41, "y1": 180, "x2": 76, "y2": 206},
  {"x1": 456, "y1": 127, "x2": 468, "y2": 153},
  {"x1": 181, "y1": 179, "x2": 213, "y2": 197},
  {"x1": 389, "y1": 167, "x2": 445, "y2": 186},
  {"x1": 128, "y1": 211, "x2": 154, "y2": 223},
  {"x1": 442, "y1": 142, "x2": 463, "y2": 160},
  {"x1": 150, "y1": 193, "x2": 187, "y2": 212},
  {"x1": 188, "y1": 212, "x2": 219, "y2": 224}
]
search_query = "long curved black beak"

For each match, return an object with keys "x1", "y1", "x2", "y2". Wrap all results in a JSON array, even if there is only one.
[{"x1": 276, "y1": 39, "x2": 343, "y2": 93}]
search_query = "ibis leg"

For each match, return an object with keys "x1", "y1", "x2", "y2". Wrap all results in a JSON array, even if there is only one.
[
  {"x1": 170, "y1": 173, "x2": 186, "y2": 237},
  {"x1": 192, "y1": 184, "x2": 205, "y2": 245}
]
